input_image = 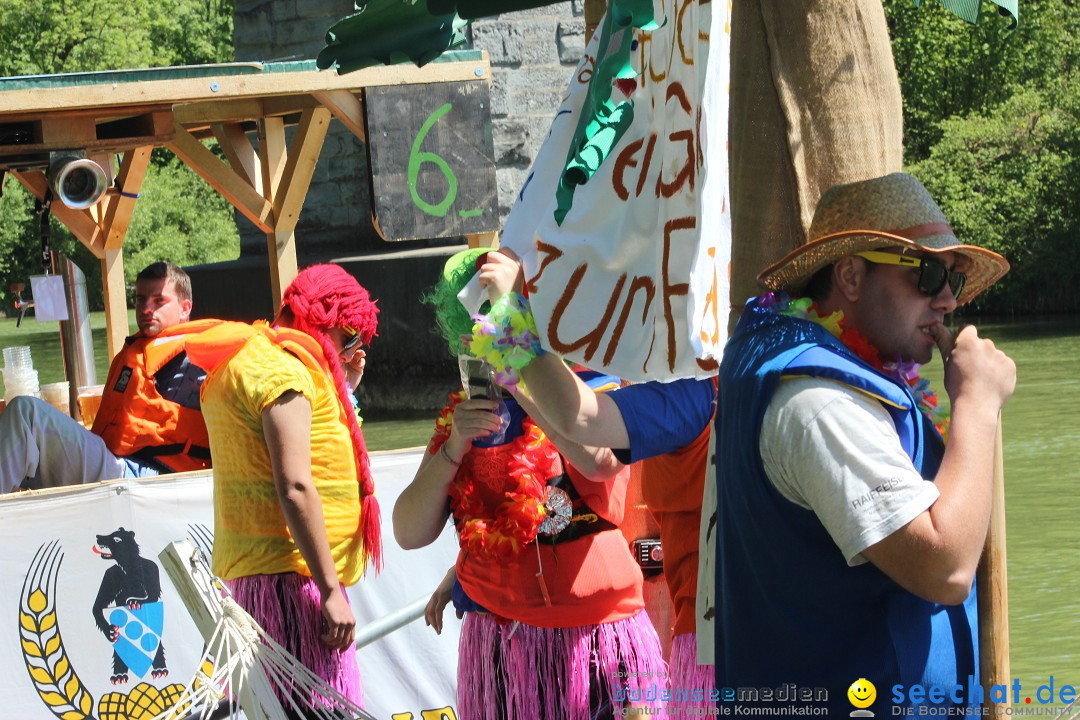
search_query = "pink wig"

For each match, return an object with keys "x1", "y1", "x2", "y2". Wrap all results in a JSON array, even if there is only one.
[{"x1": 279, "y1": 263, "x2": 382, "y2": 572}]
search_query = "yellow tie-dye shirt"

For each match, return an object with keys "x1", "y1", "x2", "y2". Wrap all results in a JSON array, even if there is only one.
[{"x1": 201, "y1": 332, "x2": 364, "y2": 585}]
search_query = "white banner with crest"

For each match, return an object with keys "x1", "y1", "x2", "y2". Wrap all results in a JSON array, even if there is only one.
[
  {"x1": 0, "y1": 449, "x2": 461, "y2": 720},
  {"x1": 501, "y1": 0, "x2": 732, "y2": 381}
]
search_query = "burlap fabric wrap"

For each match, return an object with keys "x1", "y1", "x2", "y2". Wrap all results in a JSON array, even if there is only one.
[
  {"x1": 699, "y1": 0, "x2": 905, "y2": 664},
  {"x1": 728, "y1": 0, "x2": 904, "y2": 311}
]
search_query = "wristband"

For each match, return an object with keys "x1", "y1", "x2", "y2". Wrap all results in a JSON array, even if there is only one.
[
  {"x1": 466, "y1": 292, "x2": 543, "y2": 391},
  {"x1": 440, "y1": 442, "x2": 462, "y2": 467}
]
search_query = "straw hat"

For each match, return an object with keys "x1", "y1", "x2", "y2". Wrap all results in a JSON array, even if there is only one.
[{"x1": 757, "y1": 172, "x2": 1009, "y2": 304}]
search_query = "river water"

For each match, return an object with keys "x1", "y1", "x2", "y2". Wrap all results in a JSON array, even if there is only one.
[
  {"x1": 3, "y1": 313, "x2": 1077, "y2": 689},
  {"x1": 946, "y1": 317, "x2": 1080, "y2": 689}
]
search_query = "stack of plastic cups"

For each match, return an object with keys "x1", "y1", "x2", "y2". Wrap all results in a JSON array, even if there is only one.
[{"x1": 2, "y1": 346, "x2": 40, "y2": 403}]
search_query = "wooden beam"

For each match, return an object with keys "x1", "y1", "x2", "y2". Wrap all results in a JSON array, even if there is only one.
[
  {"x1": 173, "y1": 98, "x2": 264, "y2": 127},
  {"x1": 38, "y1": 115, "x2": 97, "y2": 146},
  {"x1": 312, "y1": 90, "x2": 366, "y2": 144},
  {"x1": 101, "y1": 146, "x2": 152, "y2": 251},
  {"x1": 466, "y1": 232, "x2": 499, "y2": 249},
  {"x1": 175, "y1": 96, "x2": 317, "y2": 128},
  {"x1": 101, "y1": 247, "x2": 128, "y2": 359},
  {"x1": 212, "y1": 122, "x2": 262, "y2": 192},
  {"x1": 266, "y1": 229, "x2": 298, "y2": 313},
  {"x1": 12, "y1": 170, "x2": 103, "y2": 254},
  {"x1": 0, "y1": 61, "x2": 491, "y2": 117},
  {"x1": 166, "y1": 122, "x2": 274, "y2": 234},
  {"x1": 273, "y1": 106, "x2": 331, "y2": 234},
  {"x1": 259, "y1": 116, "x2": 290, "y2": 308},
  {"x1": 258, "y1": 116, "x2": 287, "y2": 204}
]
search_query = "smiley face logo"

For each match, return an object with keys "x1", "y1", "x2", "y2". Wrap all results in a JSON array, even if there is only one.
[{"x1": 848, "y1": 678, "x2": 877, "y2": 709}]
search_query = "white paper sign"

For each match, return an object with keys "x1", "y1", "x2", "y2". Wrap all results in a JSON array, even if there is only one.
[
  {"x1": 29, "y1": 274, "x2": 69, "y2": 322},
  {"x1": 501, "y1": 0, "x2": 732, "y2": 381}
]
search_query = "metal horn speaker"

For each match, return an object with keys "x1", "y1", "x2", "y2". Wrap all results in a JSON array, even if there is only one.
[{"x1": 47, "y1": 153, "x2": 108, "y2": 209}]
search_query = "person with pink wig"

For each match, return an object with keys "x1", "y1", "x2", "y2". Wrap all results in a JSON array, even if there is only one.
[{"x1": 185, "y1": 263, "x2": 380, "y2": 715}]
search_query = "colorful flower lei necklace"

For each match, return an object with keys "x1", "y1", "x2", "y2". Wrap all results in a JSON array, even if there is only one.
[
  {"x1": 763, "y1": 293, "x2": 951, "y2": 442},
  {"x1": 429, "y1": 391, "x2": 561, "y2": 562}
]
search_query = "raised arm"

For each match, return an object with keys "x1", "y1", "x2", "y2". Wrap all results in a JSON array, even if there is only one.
[
  {"x1": 262, "y1": 391, "x2": 354, "y2": 650},
  {"x1": 513, "y1": 389, "x2": 623, "y2": 482},
  {"x1": 862, "y1": 325, "x2": 1016, "y2": 604},
  {"x1": 477, "y1": 250, "x2": 631, "y2": 448},
  {"x1": 392, "y1": 398, "x2": 504, "y2": 550}
]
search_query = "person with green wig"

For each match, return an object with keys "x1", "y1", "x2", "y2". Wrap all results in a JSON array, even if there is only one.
[{"x1": 393, "y1": 248, "x2": 667, "y2": 720}]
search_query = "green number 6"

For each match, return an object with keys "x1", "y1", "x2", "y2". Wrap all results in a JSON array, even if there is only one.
[{"x1": 408, "y1": 103, "x2": 458, "y2": 217}]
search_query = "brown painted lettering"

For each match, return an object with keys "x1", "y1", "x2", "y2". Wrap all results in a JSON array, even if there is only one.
[
  {"x1": 696, "y1": 356, "x2": 720, "y2": 372},
  {"x1": 637, "y1": 133, "x2": 658, "y2": 197},
  {"x1": 604, "y1": 275, "x2": 656, "y2": 365},
  {"x1": 528, "y1": 239, "x2": 564, "y2": 295},
  {"x1": 663, "y1": 216, "x2": 696, "y2": 371},
  {"x1": 547, "y1": 263, "x2": 626, "y2": 363},
  {"x1": 612, "y1": 137, "x2": 644, "y2": 202}
]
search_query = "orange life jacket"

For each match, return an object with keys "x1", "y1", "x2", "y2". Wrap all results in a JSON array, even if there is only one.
[{"x1": 91, "y1": 319, "x2": 220, "y2": 473}]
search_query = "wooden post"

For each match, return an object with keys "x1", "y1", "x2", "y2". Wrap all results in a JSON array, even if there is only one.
[
  {"x1": 978, "y1": 422, "x2": 1010, "y2": 713},
  {"x1": 466, "y1": 231, "x2": 499, "y2": 249},
  {"x1": 101, "y1": 247, "x2": 128, "y2": 358},
  {"x1": 585, "y1": 0, "x2": 608, "y2": 44},
  {"x1": 258, "y1": 117, "x2": 292, "y2": 309}
]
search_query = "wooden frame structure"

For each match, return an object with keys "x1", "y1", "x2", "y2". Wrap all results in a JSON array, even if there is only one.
[{"x1": 0, "y1": 53, "x2": 491, "y2": 358}]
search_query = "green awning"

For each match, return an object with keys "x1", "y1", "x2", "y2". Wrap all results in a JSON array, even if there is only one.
[
  {"x1": 317, "y1": 0, "x2": 568, "y2": 74},
  {"x1": 914, "y1": 0, "x2": 1019, "y2": 26},
  {"x1": 318, "y1": 1, "x2": 469, "y2": 73},
  {"x1": 426, "y1": 0, "x2": 563, "y2": 20}
]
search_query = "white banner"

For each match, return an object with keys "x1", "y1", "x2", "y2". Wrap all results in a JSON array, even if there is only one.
[
  {"x1": 501, "y1": 0, "x2": 733, "y2": 381},
  {"x1": 0, "y1": 449, "x2": 461, "y2": 720}
]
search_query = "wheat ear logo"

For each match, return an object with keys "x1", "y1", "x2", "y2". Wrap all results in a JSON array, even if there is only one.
[{"x1": 20, "y1": 540, "x2": 190, "y2": 720}]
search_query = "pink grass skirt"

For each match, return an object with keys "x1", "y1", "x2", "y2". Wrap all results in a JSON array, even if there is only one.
[
  {"x1": 457, "y1": 610, "x2": 668, "y2": 720},
  {"x1": 227, "y1": 573, "x2": 364, "y2": 713},
  {"x1": 667, "y1": 632, "x2": 716, "y2": 713}
]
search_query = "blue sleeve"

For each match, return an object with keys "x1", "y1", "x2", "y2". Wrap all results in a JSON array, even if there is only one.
[{"x1": 608, "y1": 377, "x2": 715, "y2": 463}]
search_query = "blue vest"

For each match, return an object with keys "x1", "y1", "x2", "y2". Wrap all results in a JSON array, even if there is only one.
[{"x1": 714, "y1": 299, "x2": 977, "y2": 714}]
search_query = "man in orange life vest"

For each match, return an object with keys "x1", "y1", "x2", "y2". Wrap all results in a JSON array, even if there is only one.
[{"x1": 0, "y1": 261, "x2": 212, "y2": 493}]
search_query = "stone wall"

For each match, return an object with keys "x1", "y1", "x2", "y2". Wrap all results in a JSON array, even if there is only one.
[
  {"x1": 473, "y1": 1, "x2": 586, "y2": 218},
  {"x1": 190, "y1": 1, "x2": 588, "y2": 410}
]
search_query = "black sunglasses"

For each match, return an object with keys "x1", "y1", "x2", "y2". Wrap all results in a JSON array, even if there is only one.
[
  {"x1": 341, "y1": 327, "x2": 363, "y2": 356},
  {"x1": 856, "y1": 251, "x2": 966, "y2": 299}
]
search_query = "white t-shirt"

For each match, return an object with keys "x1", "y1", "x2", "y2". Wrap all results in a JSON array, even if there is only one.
[{"x1": 759, "y1": 377, "x2": 940, "y2": 566}]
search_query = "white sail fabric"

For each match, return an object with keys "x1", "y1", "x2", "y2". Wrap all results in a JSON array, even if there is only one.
[{"x1": 501, "y1": 0, "x2": 733, "y2": 381}]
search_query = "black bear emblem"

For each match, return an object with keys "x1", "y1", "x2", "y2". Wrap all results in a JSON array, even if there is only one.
[{"x1": 91, "y1": 528, "x2": 168, "y2": 684}]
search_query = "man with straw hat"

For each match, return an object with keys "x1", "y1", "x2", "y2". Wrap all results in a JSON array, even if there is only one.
[{"x1": 713, "y1": 172, "x2": 1015, "y2": 713}]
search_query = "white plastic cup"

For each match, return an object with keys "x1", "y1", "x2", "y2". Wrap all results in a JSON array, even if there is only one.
[
  {"x1": 41, "y1": 381, "x2": 71, "y2": 416},
  {"x1": 2, "y1": 346, "x2": 33, "y2": 370},
  {"x1": 3, "y1": 366, "x2": 40, "y2": 402}
]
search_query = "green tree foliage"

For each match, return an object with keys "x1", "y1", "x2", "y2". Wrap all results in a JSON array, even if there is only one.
[
  {"x1": 886, "y1": 0, "x2": 1079, "y2": 163},
  {"x1": 911, "y1": 79, "x2": 1080, "y2": 314},
  {"x1": 886, "y1": 0, "x2": 1080, "y2": 314},
  {"x1": 0, "y1": 0, "x2": 237, "y2": 313},
  {"x1": 0, "y1": 0, "x2": 234, "y2": 76},
  {"x1": 123, "y1": 152, "x2": 240, "y2": 285}
]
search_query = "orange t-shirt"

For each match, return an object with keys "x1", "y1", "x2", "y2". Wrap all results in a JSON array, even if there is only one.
[
  {"x1": 454, "y1": 448, "x2": 644, "y2": 629},
  {"x1": 640, "y1": 422, "x2": 711, "y2": 636}
]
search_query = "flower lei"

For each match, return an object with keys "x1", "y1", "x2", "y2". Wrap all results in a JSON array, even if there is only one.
[
  {"x1": 762, "y1": 293, "x2": 951, "y2": 442},
  {"x1": 429, "y1": 392, "x2": 560, "y2": 563},
  {"x1": 465, "y1": 292, "x2": 544, "y2": 392}
]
